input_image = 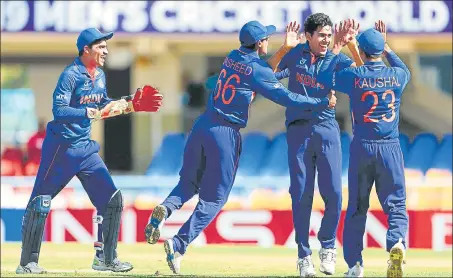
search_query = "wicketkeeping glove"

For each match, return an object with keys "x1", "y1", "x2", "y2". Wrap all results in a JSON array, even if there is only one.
[
  {"x1": 86, "y1": 100, "x2": 129, "y2": 122},
  {"x1": 122, "y1": 85, "x2": 163, "y2": 114}
]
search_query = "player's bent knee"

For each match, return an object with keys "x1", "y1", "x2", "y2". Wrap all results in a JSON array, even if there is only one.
[
  {"x1": 27, "y1": 195, "x2": 52, "y2": 211},
  {"x1": 108, "y1": 190, "x2": 124, "y2": 208}
]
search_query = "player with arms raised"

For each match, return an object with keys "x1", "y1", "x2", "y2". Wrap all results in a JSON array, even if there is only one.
[
  {"x1": 271, "y1": 13, "x2": 360, "y2": 277},
  {"x1": 144, "y1": 20, "x2": 336, "y2": 274},
  {"x1": 318, "y1": 20, "x2": 411, "y2": 277}
]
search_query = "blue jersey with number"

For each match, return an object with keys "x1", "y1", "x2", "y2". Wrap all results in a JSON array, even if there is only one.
[
  {"x1": 319, "y1": 51, "x2": 411, "y2": 140},
  {"x1": 47, "y1": 57, "x2": 112, "y2": 147},
  {"x1": 277, "y1": 42, "x2": 353, "y2": 126},
  {"x1": 206, "y1": 46, "x2": 329, "y2": 128}
]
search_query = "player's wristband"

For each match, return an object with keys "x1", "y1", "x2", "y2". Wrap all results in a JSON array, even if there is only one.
[{"x1": 120, "y1": 94, "x2": 136, "y2": 114}]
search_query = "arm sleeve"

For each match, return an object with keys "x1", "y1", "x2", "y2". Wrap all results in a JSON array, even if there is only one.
[
  {"x1": 332, "y1": 69, "x2": 356, "y2": 96},
  {"x1": 336, "y1": 53, "x2": 354, "y2": 70},
  {"x1": 52, "y1": 71, "x2": 88, "y2": 122},
  {"x1": 317, "y1": 53, "x2": 355, "y2": 95},
  {"x1": 385, "y1": 51, "x2": 411, "y2": 89},
  {"x1": 250, "y1": 62, "x2": 328, "y2": 109},
  {"x1": 275, "y1": 68, "x2": 290, "y2": 80},
  {"x1": 316, "y1": 53, "x2": 342, "y2": 89}
]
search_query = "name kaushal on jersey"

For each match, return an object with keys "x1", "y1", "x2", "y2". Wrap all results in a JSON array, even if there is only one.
[{"x1": 354, "y1": 76, "x2": 401, "y2": 89}]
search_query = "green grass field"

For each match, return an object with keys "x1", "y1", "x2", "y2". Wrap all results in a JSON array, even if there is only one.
[{"x1": 1, "y1": 243, "x2": 451, "y2": 277}]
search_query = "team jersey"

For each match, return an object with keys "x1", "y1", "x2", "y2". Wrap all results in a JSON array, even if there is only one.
[
  {"x1": 320, "y1": 51, "x2": 411, "y2": 140},
  {"x1": 206, "y1": 46, "x2": 329, "y2": 128},
  {"x1": 277, "y1": 42, "x2": 353, "y2": 126},
  {"x1": 47, "y1": 57, "x2": 112, "y2": 147}
]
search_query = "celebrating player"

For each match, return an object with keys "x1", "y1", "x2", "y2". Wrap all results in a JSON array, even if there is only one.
[
  {"x1": 15, "y1": 28, "x2": 163, "y2": 274},
  {"x1": 272, "y1": 13, "x2": 359, "y2": 277},
  {"x1": 318, "y1": 20, "x2": 411, "y2": 277},
  {"x1": 144, "y1": 20, "x2": 336, "y2": 275}
]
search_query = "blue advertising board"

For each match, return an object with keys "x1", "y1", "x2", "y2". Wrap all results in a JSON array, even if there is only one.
[{"x1": 1, "y1": 209, "x2": 27, "y2": 242}]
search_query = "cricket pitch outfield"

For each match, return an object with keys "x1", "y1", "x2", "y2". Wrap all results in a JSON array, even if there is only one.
[{"x1": 1, "y1": 243, "x2": 451, "y2": 277}]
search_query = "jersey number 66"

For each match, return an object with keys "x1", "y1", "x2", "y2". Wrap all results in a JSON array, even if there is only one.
[{"x1": 214, "y1": 69, "x2": 240, "y2": 105}]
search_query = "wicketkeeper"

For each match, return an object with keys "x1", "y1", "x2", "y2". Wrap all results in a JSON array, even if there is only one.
[{"x1": 16, "y1": 28, "x2": 163, "y2": 274}]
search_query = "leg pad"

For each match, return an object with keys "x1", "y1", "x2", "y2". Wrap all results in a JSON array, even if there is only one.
[
  {"x1": 20, "y1": 195, "x2": 51, "y2": 266},
  {"x1": 101, "y1": 190, "x2": 123, "y2": 264}
]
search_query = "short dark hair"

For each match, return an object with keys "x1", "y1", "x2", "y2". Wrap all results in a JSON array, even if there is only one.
[
  {"x1": 304, "y1": 13, "x2": 333, "y2": 36},
  {"x1": 242, "y1": 37, "x2": 268, "y2": 50},
  {"x1": 78, "y1": 38, "x2": 105, "y2": 57},
  {"x1": 243, "y1": 44, "x2": 256, "y2": 50}
]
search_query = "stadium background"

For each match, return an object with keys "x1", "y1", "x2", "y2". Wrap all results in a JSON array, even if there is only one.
[{"x1": 1, "y1": 0, "x2": 451, "y2": 268}]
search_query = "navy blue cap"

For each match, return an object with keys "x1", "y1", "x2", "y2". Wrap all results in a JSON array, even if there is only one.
[
  {"x1": 239, "y1": 21, "x2": 276, "y2": 46},
  {"x1": 76, "y1": 28, "x2": 114, "y2": 52},
  {"x1": 357, "y1": 28, "x2": 385, "y2": 56}
]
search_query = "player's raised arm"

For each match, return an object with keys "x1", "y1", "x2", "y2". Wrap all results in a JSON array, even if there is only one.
[
  {"x1": 346, "y1": 19, "x2": 364, "y2": 66},
  {"x1": 250, "y1": 61, "x2": 335, "y2": 109},
  {"x1": 52, "y1": 71, "x2": 88, "y2": 122},
  {"x1": 316, "y1": 19, "x2": 358, "y2": 91},
  {"x1": 347, "y1": 39, "x2": 363, "y2": 67},
  {"x1": 376, "y1": 20, "x2": 411, "y2": 87},
  {"x1": 267, "y1": 21, "x2": 302, "y2": 72}
]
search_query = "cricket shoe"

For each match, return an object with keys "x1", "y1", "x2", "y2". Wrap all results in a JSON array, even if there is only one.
[
  {"x1": 319, "y1": 247, "x2": 336, "y2": 275},
  {"x1": 164, "y1": 238, "x2": 182, "y2": 274},
  {"x1": 145, "y1": 205, "x2": 167, "y2": 244},
  {"x1": 92, "y1": 255, "x2": 133, "y2": 272},
  {"x1": 16, "y1": 262, "x2": 47, "y2": 274},
  {"x1": 344, "y1": 262, "x2": 364, "y2": 277},
  {"x1": 387, "y1": 239, "x2": 406, "y2": 278},
  {"x1": 297, "y1": 255, "x2": 316, "y2": 277}
]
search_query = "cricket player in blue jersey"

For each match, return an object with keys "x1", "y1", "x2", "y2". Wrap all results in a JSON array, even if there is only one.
[
  {"x1": 272, "y1": 14, "x2": 360, "y2": 277},
  {"x1": 144, "y1": 20, "x2": 337, "y2": 274},
  {"x1": 16, "y1": 28, "x2": 163, "y2": 274},
  {"x1": 318, "y1": 20, "x2": 411, "y2": 277}
]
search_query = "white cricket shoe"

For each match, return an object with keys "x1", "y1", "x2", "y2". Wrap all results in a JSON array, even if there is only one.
[
  {"x1": 92, "y1": 255, "x2": 133, "y2": 272},
  {"x1": 344, "y1": 262, "x2": 364, "y2": 277},
  {"x1": 297, "y1": 255, "x2": 316, "y2": 277},
  {"x1": 387, "y1": 239, "x2": 406, "y2": 278},
  {"x1": 319, "y1": 248, "x2": 336, "y2": 275},
  {"x1": 145, "y1": 205, "x2": 167, "y2": 244},
  {"x1": 16, "y1": 262, "x2": 47, "y2": 274},
  {"x1": 164, "y1": 238, "x2": 183, "y2": 274}
]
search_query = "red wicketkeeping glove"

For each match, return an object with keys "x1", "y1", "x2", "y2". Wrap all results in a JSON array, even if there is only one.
[{"x1": 123, "y1": 85, "x2": 163, "y2": 113}]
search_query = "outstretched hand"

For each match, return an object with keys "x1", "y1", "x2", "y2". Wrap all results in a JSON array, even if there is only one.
[
  {"x1": 334, "y1": 19, "x2": 360, "y2": 47},
  {"x1": 375, "y1": 20, "x2": 387, "y2": 42},
  {"x1": 346, "y1": 18, "x2": 360, "y2": 42},
  {"x1": 283, "y1": 21, "x2": 303, "y2": 50}
]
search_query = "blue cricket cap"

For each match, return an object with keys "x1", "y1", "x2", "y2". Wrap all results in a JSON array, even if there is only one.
[
  {"x1": 239, "y1": 20, "x2": 276, "y2": 46},
  {"x1": 76, "y1": 28, "x2": 114, "y2": 52},
  {"x1": 356, "y1": 28, "x2": 385, "y2": 56}
]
